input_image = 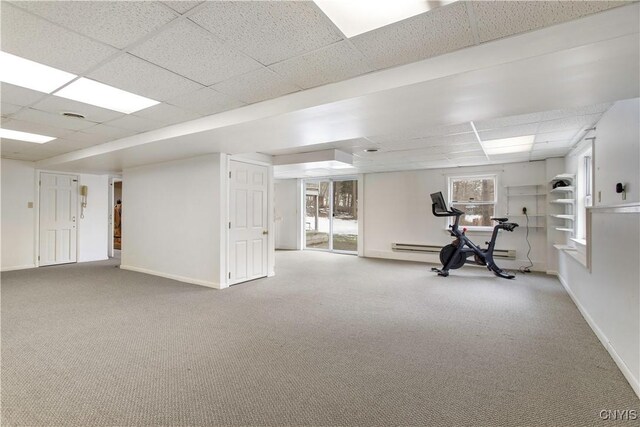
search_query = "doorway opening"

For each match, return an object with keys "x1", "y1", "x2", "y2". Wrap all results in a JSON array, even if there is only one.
[
  {"x1": 304, "y1": 177, "x2": 358, "y2": 253},
  {"x1": 109, "y1": 179, "x2": 122, "y2": 259}
]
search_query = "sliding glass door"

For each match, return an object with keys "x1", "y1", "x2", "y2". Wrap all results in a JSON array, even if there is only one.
[{"x1": 304, "y1": 178, "x2": 358, "y2": 253}]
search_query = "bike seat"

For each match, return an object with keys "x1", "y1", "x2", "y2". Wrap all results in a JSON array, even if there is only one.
[{"x1": 490, "y1": 217, "x2": 509, "y2": 223}]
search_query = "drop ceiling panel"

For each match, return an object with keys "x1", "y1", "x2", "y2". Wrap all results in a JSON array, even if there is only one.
[
  {"x1": 473, "y1": 112, "x2": 543, "y2": 131},
  {"x1": 534, "y1": 129, "x2": 579, "y2": 144},
  {"x1": 167, "y1": 87, "x2": 245, "y2": 116},
  {"x1": 1, "y1": 103, "x2": 21, "y2": 117},
  {"x1": 131, "y1": 20, "x2": 262, "y2": 86},
  {"x1": 540, "y1": 102, "x2": 613, "y2": 121},
  {"x1": 212, "y1": 68, "x2": 300, "y2": 105},
  {"x1": 1, "y1": 118, "x2": 73, "y2": 139},
  {"x1": 189, "y1": 1, "x2": 343, "y2": 65},
  {"x1": 269, "y1": 41, "x2": 375, "y2": 89},
  {"x1": 88, "y1": 54, "x2": 203, "y2": 102},
  {"x1": 13, "y1": 108, "x2": 97, "y2": 131},
  {"x1": 537, "y1": 113, "x2": 603, "y2": 133},
  {"x1": 0, "y1": 83, "x2": 48, "y2": 107},
  {"x1": 473, "y1": 1, "x2": 627, "y2": 43},
  {"x1": 161, "y1": 1, "x2": 203, "y2": 14},
  {"x1": 106, "y1": 115, "x2": 162, "y2": 133},
  {"x1": 133, "y1": 103, "x2": 202, "y2": 126},
  {"x1": 1, "y1": 4, "x2": 118, "y2": 74},
  {"x1": 477, "y1": 123, "x2": 539, "y2": 141},
  {"x1": 12, "y1": 0, "x2": 178, "y2": 49},
  {"x1": 32, "y1": 95, "x2": 124, "y2": 123},
  {"x1": 350, "y1": 2, "x2": 475, "y2": 70},
  {"x1": 265, "y1": 137, "x2": 374, "y2": 156}
]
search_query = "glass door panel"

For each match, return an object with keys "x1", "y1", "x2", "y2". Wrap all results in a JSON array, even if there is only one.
[
  {"x1": 305, "y1": 180, "x2": 330, "y2": 250},
  {"x1": 332, "y1": 180, "x2": 358, "y2": 252}
]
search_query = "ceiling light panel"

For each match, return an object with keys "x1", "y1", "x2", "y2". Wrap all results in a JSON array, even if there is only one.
[
  {"x1": 481, "y1": 135, "x2": 534, "y2": 155},
  {"x1": 0, "y1": 51, "x2": 76, "y2": 93},
  {"x1": 314, "y1": 0, "x2": 456, "y2": 38},
  {"x1": 54, "y1": 78, "x2": 160, "y2": 114},
  {"x1": 0, "y1": 128, "x2": 55, "y2": 143}
]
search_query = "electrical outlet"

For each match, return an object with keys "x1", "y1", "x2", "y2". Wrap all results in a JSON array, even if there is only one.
[{"x1": 522, "y1": 207, "x2": 527, "y2": 214}]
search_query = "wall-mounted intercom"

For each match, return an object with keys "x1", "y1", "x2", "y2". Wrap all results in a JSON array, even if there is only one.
[{"x1": 80, "y1": 185, "x2": 88, "y2": 218}]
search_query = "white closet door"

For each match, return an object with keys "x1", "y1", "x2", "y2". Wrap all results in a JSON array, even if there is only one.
[
  {"x1": 229, "y1": 161, "x2": 268, "y2": 285},
  {"x1": 39, "y1": 173, "x2": 78, "y2": 266}
]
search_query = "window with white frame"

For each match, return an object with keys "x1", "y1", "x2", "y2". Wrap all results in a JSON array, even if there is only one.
[
  {"x1": 576, "y1": 148, "x2": 593, "y2": 240},
  {"x1": 448, "y1": 175, "x2": 497, "y2": 229}
]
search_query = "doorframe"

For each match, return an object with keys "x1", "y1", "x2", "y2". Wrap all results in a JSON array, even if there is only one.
[
  {"x1": 108, "y1": 177, "x2": 122, "y2": 258},
  {"x1": 225, "y1": 155, "x2": 275, "y2": 288},
  {"x1": 303, "y1": 175, "x2": 359, "y2": 255},
  {"x1": 35, "y1": 170, "x2": 81, "y2": 267}
]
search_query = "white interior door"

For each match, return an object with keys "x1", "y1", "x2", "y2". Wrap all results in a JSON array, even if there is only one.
[
  {"x1": 229, "y1": 161, "x2": 268, "y2": 285},
  {"x1": 39, "y1": 173, "x2": 78, "y2": 266}
]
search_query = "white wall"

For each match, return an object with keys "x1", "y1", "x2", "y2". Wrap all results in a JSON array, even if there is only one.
[
  {"x1": 558, "y1": 98, "x2": 640, "y2": 397},
  {"x1": 274, "y1": 179, "x2": 301, "y2": 250},
  {"x1": 121, "y1": 154, "x2": 225, "y2": 288},
  {"x1": 1, "y1": 159, "x2": 36, "y2": 271},
  {"x1": 363, "y1": 160, "x2": 551, "y2": 271},
  {"x1": 77, "y1": 174, "x2": 109, "y2": 262},
  {"x1": 594, "y1": 98, "x2": 640, "y2": 206},
  {"x1": 1, "y1": 159, "x2": 109, "y2": 271}
]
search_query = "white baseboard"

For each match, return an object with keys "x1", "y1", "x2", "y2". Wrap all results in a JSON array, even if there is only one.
[
  {"x1": 1, "y1": 264, "x2": 36, "y2": 272},
  {"x1": 119, "y1": 264, "x2": 221, "y2": 289},
  {"x1": 546, "y1": 270, "x2": 558, "y2": 276},
  {"x1": 558, "y1": 274, "x2": 640, "y2": 399}
]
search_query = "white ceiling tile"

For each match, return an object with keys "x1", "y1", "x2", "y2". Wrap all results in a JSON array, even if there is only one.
[
  {"x1": 533, "y1": 141, "x2": 573, "y2": 151},
  {"x1": 62, "y1": 131, "x2": 113, "y2": 145},
  {"x1": 212, "y1": 68, "x2": 300, "y2": 105},
  {"x1": 105, "y1": 115, "x2": 162, "y2": 133},
  {"x1": 131, "y1": 20, "x2": 262, "y2": 86},
  {"x1": 537, "y1": 113, "x2": 602, "y2": 133},
  {"x1": 134, "y1": 103, "x2": 202, "y2": 126},
  {"x1": 1, "y1": 118, "x2": 74, "y2": 138},
  {"x1": 1, "y1": 138, "x2": 43, "y2": 155},
  {"x1": 13, "y1": 108, "x2": 97, "y2": 131},
  {"x1": 12, "y1": 0, "x2": 178, "y2": 49},
  {"x1": 162, "y1": 1, "x2": 203, "y2": 14},
  {"x1": 269, "y1": 41, "x2": 375, "y2": 89},
  {"x1": 167, "y1": 87, "x2": 245, "y2": 116},
  {"x1": 2, "y1": 3, "x2": 118, "y2": 74},
  {"x1": 31, "y1": 95, "x2": 124, "y2": 123},
  {"x1": 473, "y1": 1, "x2": 628, "y2": 43},
  {"x1": 474, "y1": 112, "x2": 543, "y2": 131},
  {"x1": 446, "y1": 150, "x2": 487, "y2": 159},
  {"x1": 534, "y1": 129, "x2": 579, "y2": 144},
  {"x1": 87, "y1": 54, "x2": 203, "y2": 102},
  {"x1": 351, "y1": 2, "x2": 475, "y2": 70},
  {"x1": 0, "y1": 83, "x2": 48, "y2": 107},
  {"x1": 1, "y1": 102, "x2": 22, "y2": 117},
  {"x1": 81, "y1": 124, "x2": 137, "y2": 140},
  {"x1": 189, "y1": 1, "x2": 343, "y2": 65},
  {"x1": 540, "y1": 103, "x2": 613, "y2": 121},
  {"x1": 478, "y1": 123, "x2": 539, "y2": 141}
]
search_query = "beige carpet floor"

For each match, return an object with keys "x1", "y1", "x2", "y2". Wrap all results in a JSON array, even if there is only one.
[{"x1": 1, "y1": 250, "x2": 638, "y2": 426}]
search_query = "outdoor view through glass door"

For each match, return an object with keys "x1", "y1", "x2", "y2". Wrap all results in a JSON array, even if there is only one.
[{"x1": 305, "y1": 178, "x2": 358, "y2": 253}]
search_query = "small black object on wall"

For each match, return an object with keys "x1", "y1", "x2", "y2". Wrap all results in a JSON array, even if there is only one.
[{"x1": 616, "y1": 182, "x2": 627, "y2": 200}]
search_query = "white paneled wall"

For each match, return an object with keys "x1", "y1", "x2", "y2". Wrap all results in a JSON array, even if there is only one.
[{"x1": 274, "y1": 179, "x2": 301, "y2": 250}]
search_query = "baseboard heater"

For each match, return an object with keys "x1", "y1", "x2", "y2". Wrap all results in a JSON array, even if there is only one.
[{"x1": 391, "y1": 243, "x2": 516, "y2": 260}]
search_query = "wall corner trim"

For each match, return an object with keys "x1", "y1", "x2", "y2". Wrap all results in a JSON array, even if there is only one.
[
  {"x1": 557, "y1": 273, "x2": 640, "y2": 399},
  {"x1": 119, "y1": 264, "x2": 222, "y2": 289}
]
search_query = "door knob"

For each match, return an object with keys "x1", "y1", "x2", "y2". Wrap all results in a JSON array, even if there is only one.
[
  {"x1": 262, "y1": 230, "x2": 268, "y2": 235},
  {"x1": 72, "y1": 216, "x2": 76, "y2": 222}
]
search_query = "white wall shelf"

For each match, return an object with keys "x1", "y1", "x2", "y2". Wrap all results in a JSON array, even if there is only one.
[
  {"x1": 504, "y1": 184, "x2": 546, "y2": 230},
  {"x1": 549, "y1": 173, "x2": 576, "y2": 237}
]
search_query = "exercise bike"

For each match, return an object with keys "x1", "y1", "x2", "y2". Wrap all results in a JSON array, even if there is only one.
[{"x1": 430, "y1": 192, "x2": 518, "y2": 279}]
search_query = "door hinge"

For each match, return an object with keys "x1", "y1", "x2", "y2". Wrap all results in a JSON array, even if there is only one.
[
  {"x1": 39, "y1": 180, "x2": 41, "y2": 186},
  {"x1": 72, "y1": 179, "x2": 78, "y2": 182},
  {"x1": 229, "y1": 171, "x2": 231, "y2": 178},
  {"x1": 38, "y1": 256, "x2": 40, "y2": 261},
  {"x1": 228, "y1": 272, "x2": 231, "y2": 279},
  {"x1": 229, "y1": 222, "x2": 231, "y2": 229}
]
